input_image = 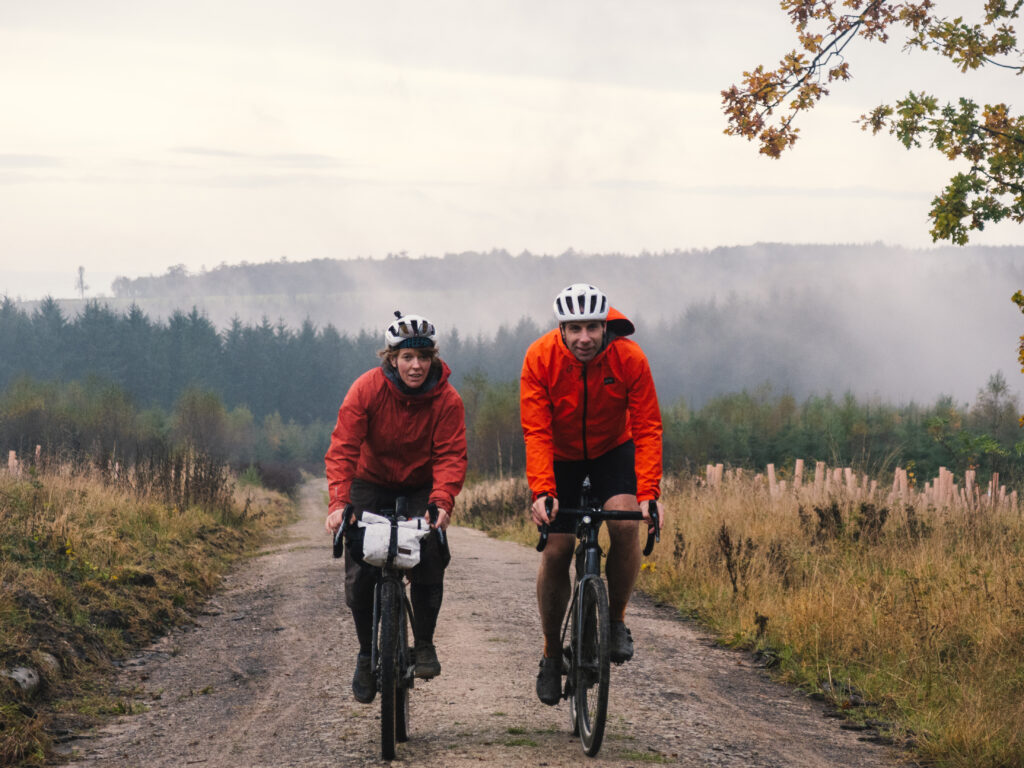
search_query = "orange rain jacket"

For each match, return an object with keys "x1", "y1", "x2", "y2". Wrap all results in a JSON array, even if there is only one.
[
  {"x1": 325, "y1": 361, "x2": 467, "y2": 513},
  {"x1": 519, "y1": 308, "x2": 663, "y2": 503}
]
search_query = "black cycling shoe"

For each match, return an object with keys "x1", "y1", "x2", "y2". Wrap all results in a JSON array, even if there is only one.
[
  {"x1": 352, "y1": 653, "x2": 375, "y2": 703},
  {"x1": 536, "y1": 655, "x2": 562, "y2": 705},
  {"x1": 609, "y1": 621, "x2": 634, "y2": 663},
  {"x1": 414, "y1": 642, "x2": 441, "y2": 679}
]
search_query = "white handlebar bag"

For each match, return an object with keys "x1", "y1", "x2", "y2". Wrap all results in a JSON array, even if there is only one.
[{"x1": 359, "y1": 511, "x2": 431, "y2": 569}]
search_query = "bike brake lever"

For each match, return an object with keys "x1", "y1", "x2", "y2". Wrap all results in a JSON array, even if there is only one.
[
  {"x1": 642, "y1": 508, "x2": 660, "y2": 557},
  {"x1": 332, "y1": 525, "x2": 345, "y2": 559},
  {"x1": 536, "y1": 496, "x2": 553, "y2": 552},
  {"x1": 333, "y1": 503, "x2": 353, "y2": 559},
  {"x1": 426, "y1": 502, "x2": 448, "y2": 547}
]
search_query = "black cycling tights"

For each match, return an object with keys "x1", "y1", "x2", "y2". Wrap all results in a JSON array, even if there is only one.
[
  {"x1": 351, "y1": 583, "x2": 444, "y2": 656},
  {"x1": 411, "y1": 582, "x2": 443, "y2": 646}
]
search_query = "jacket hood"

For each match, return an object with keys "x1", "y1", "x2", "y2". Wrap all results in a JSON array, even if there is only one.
[{"x1": 605, "y1": 307, "x2": 635, "y2": 340}]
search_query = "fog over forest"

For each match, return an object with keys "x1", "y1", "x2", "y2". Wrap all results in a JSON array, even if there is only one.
[{"x1": 19, "y1": 244, "x2": 1024, "y2": 409}]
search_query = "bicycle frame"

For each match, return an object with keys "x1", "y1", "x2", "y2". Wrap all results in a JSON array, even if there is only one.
[
  {"x1": 553, "y1": 506, "x2": 655, "y2": 681},
  {"x1": 536, "y1": 492, "x2": 659, "y2": 756},
  {"x1": 366, "y1": 497, "x2": 438, "y2": 760}
]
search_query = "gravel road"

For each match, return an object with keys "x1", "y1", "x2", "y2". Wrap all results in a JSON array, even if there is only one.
[{"x1": 58, "y1": 480, "x2": 906, "y2": 767}]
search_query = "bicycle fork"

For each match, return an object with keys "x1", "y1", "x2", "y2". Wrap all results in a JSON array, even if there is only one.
[{"x1": 371, "y1": 577, "x2": 417, "y2": 690}]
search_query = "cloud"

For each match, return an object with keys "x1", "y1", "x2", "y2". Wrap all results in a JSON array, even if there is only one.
[
  {"x1": 171, "y1": 146, "x2": 346, "y2": 168},
  {"x1": 0, "y1": 154, "x2": 62, "y2": 168},
  {"x1": 587, "y1": 179, "x2": 933, "y2": 200}
]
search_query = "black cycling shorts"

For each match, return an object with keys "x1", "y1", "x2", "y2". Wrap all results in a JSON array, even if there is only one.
[{"x1": 547, "y1": 440, "x2": 638, "y2": 534}]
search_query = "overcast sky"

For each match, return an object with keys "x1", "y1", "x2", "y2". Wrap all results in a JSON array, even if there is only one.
[{"x1": 2, "y1": 0, "x2": 1020, "y2": 300}]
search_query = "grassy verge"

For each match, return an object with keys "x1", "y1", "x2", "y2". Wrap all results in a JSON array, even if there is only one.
[
  {"x1": 461, "y1": 474, "x2": 1024, "y2": 768},
  {"x1": 0, "y1": 466, "x2": 293, "y2": 767}
]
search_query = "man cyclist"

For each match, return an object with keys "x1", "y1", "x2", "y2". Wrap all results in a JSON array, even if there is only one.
[
  {"x1": 325, "y1": 311, "x2": 467, "y2": 703},
  {"x1": 520, "y1": 283, "x2": 664, "y2": 706}
]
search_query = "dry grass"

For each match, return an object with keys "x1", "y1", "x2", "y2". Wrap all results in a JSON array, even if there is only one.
[
  {"x1": 0, "y1": 466, "x2": 292, "y2": 767},
  {"x1": 639, "y1": 474, "x2": 1024, "y2": 768},
  {"x1": 464, "y1": 472, "x2": 1024, "y2": 767},
  {"x1": 458, "y1": 476, "x2": 534, "y2": 542}
]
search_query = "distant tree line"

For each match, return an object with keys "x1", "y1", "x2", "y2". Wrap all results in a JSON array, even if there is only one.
[
  {"x1": 665, "y1": 375, "x2": 1022, "y2": 481},
  {"x1": 1, "y1": 296, "x2": 1021, "y2": 486},
  {"x1": 0, "y1": 297, "x2": 539, "y2": 478},
  {"x1": 0, "y1": 296, "x2": 370, "y2": 423},
  {"x1": 0, "y1": 296, "x2": 538, "y2": 424},
  {"x1": 26, "y1": 245, "x2": 1024, "y2": 412}
]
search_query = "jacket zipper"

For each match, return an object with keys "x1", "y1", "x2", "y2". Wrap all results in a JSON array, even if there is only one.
[{"x1": 581, "y1": 362, "x2": 589, "y2": 460}]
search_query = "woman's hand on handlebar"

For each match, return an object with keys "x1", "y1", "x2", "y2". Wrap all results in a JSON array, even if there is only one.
[
  {"x1": 531, "y1": 495, "x2": 557, "y2": 526},
  {"x1": 426, "y1": 506, "x2": 451, "y2": 530},
  {"x1": 325, "y1": 504, "x2": 356, "y2": 533},
  {"x1": 325, "y1": 507, "x2": 345, "y2": 533}
]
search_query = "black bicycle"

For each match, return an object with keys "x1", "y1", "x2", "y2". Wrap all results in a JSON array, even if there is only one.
[
  {"x1": 335, "y1": 498, "x2": 437, "y2": 760},
  {"x1": 536, "y1": 487, "x2": 659, "y2": 756}
]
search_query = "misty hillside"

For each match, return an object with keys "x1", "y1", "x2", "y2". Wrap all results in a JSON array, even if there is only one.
[{"x1": 16, "y1": 244, "x2": 1024, "y2": 407}]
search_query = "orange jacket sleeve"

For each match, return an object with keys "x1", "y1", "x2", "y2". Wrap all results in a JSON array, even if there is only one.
[
  {"x1": 624, "y1": 349, "x2": 663, "y2": 502},
  {"x1": 520, "y1": 342, "x2": 558, "y2": 500}
]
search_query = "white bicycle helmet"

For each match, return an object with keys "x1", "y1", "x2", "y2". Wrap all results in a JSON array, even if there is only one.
[
  {"x1": 553, "y1": 283, "x2": 609, "y2": 323},
  {"x1": 384, "y1": 311, "x2": 437, "y2": 349}
]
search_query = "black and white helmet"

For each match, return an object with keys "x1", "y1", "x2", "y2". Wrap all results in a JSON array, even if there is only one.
[
  {"x1": 384, "y1": 311, "x2": 437, "y2": 349},
  {"x1": 553, "y1": 283, "x2": 609, "y2": 323}
]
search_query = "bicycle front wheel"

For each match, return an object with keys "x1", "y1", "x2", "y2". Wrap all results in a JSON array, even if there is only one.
[
  {"x1": 573, "y1": 576, "x2": 610, "y2": 756},
  {"x1": 379, "y1": 577, "x2": 401, "y2": 760}
]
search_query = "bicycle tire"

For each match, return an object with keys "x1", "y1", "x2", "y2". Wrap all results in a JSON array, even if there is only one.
[
  {"x1": 379, "y1": 577, "x2": 401, "y2": 760},
  {"x1": 395, "y1": 593, "x2": 411, "y2": 742},
  {"x1": 573, "y1": 576, "x2": 610, "y2": 756},
  {"x1": 567, "y1": 587, "x2": 580, "y2": 736}
]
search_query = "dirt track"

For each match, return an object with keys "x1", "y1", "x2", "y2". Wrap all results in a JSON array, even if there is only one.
[{"x1": 58, "y1": 481, "x2": 906, "y2": 767}]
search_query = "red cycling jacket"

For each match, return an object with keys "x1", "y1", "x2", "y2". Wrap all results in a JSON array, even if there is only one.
[
  {"x1": 325, "y1": 361, "x2": 467, "y2": 513},
  {"x1": 519, "y1": 308, "x2": 663, "y2": 503}
]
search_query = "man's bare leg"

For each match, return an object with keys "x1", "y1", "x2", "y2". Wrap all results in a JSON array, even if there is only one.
[
  {"x1": 536, "y1": 533, "x2": 575, "y2": 655},
  {"x1": 604, "y1": 493, "x2": 641, "y2": 622}
]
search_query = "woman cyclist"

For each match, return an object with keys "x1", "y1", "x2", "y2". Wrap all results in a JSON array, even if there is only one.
[{"x1": 325, "y1": 311, "x2": 467, "y2": 703}]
